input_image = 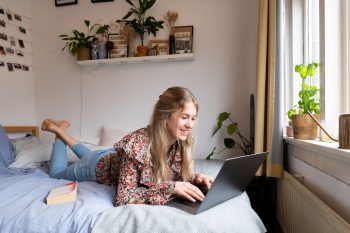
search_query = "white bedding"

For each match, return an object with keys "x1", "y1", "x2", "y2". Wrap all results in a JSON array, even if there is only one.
[
  {"x1": 92, "y1": 192, "x2": 266, "y2": 233},
  {"x1": 0, "y1": 138, "x2": 266, "y2": 233}
]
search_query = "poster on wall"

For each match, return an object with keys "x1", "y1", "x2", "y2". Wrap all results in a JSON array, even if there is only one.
[
  {"x1": 7, "y1": 63, "x2": 13, "y2": 71},
  {"x1": 0, "y1": 46, "x2": 5, "y2": 55},
  {"x1": 91, "y1": 0, "x2": 114, "y2": 3},
  {"x1": 0, "y1": 7, "x2": 33, "y2": 73},
  {"x1": 14, "y1": 14, "x2": 21, "y2": 21},
  {"x1": 55, "y1": 0, "x2": 78, "y2": 7},
  {"x1": 0, "y1": 20, "x2": 5, "y2": 28}
]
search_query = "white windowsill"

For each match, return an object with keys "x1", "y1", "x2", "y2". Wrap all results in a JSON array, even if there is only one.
[
  {"x1": 284, "y1": 137, "x2": 350, "y2": 185},
  {"x1": 284, "y1": 137, "x2": 350, "y2": 162}
]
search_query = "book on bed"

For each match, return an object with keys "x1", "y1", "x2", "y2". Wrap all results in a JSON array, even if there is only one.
[{"x1": 46, "y1": 181, "x2": 77, "y2": 205}]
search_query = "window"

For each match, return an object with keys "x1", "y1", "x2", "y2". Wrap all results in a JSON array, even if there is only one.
[{"x1": 286, "y1": 0, "x2": 347, "y2": 138}]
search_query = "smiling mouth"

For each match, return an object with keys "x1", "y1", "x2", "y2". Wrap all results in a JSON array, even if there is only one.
[{"x1": 179, "y1": 129, "x2": 189, "y2": 134}]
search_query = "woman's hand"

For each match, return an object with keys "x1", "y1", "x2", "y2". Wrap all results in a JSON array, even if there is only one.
[
  {"x1": 173, "y1": 182, "x2": 205, "y2": 202},
  {"x1": 194, "y1": 174, "x2": 214, "y2": 190}
]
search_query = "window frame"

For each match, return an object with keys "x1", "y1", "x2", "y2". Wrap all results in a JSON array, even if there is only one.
[{"x1": 286, "y1": 0, "x2": 347, "y2": 137}]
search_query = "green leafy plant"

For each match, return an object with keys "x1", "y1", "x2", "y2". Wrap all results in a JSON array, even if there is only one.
[
  {"x1": 287, "y1": 62, "x2": 320, "y2": 119},
  {"x1": 207, "y1": 112, "x2": 254, "y2": 159},
  {"x1": 59, "y1": 20, "x2": 109, "y2": 55},
  {"x1": 117, "y1": 0, "x2": 164, "y2": 46}
]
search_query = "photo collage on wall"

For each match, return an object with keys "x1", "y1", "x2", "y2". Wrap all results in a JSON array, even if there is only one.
[{"x1": 0, "y1": 6, "x2": 32, "y2": 73}]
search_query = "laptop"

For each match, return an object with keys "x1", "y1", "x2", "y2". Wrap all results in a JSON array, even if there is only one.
[{"x1": 166, "y1": 152, "x2": 267, "y2": 215}]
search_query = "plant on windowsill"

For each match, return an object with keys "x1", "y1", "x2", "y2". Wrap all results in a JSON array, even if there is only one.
[
  {"x1": 287, "y1": 62, "x2": 321, "y2": 139},
  {"x1": 117, "y1": 0, "x2": 164, "y2": 57},
  {"x1": 206, "y1": 112, "x2": 254, "y2": 160},
  {"x1": 59, "y1": 20, "x2": 109, "y2": 61}
]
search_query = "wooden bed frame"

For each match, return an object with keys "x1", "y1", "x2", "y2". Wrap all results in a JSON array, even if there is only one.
[{"x1": 3, "y1": 126, "x2": 39, "y2": 138}]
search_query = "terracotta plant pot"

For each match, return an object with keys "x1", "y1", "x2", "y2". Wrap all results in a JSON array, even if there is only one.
[
  {"x1": 291, "y1": 114, "x2": 320, "y2": 139},
  {"x1": 76, "y1": 47, "x2": 91, "y2": 61},
  {"x1": 136, "y1": 45, "x2": 149, "y2": 57}
]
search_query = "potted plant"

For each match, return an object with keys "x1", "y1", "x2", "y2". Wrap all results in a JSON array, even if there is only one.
[
  {"x1": 207, "y1": 112, "x2": 254, "y2": 159},
  {"x1": 59, "y1": 20, "x2": 109, "y2": 61},
  {"x1": 287, "y1": 62, "x2": 320, "y2": 139},
  {"x1": 117, "y1": 0, "x2": 164, "y2": 57}
]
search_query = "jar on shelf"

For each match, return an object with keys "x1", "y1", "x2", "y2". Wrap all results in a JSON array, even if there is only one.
[{"x1": 97, "y1": 43, "x2": 107, "y2": 59}]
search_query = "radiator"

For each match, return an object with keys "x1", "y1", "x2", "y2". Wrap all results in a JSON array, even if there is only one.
[{"x1": 276, "y1": 171, "x2": 350, "y2": 233}]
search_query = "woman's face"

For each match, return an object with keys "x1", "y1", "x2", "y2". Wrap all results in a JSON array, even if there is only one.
[{"x1": 166, "y1": 102, "x2": 197, "y2": 144}]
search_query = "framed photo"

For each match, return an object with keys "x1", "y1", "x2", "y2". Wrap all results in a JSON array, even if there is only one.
[
  {"x1": 158, "y1": 46, "x2": 168, "y2": 55},
  {"x1": 148, "y1": 47, "x2": 157, "y2": 56},
  {"x1": 175, "y1": 37, "x2": 192, "y2": 54},
  {"x1": 55, "y1": 0, "x2": 78, "y2": 7},
  {"x1": 108, "y1": 33, "x2": 127, "y2": 58},
  {"x1": 172, "y1": 26, "x2": 193, "y2": 54},
  {"x1": 148, "y1": 39, "x2": 168, "y2": 55},
  {"x1": 172, "y1": 26, "x2": 193, "y2": 38},
  {"x1": 91, "y1": 0, "x2": 114, "y2": 2}
]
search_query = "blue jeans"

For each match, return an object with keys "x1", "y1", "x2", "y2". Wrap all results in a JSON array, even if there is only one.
[{"x1": 49, "y1": 139, "x2": 114, "y2": 182}]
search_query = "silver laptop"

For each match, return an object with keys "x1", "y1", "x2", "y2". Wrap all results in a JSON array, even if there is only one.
[{"x1": 166, "y1": 152, "x2": 267, "y2": 215}]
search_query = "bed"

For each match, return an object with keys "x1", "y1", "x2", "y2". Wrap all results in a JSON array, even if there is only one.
[{"x1": 0, "y1": 125, "x2": 266, "y2": 233}]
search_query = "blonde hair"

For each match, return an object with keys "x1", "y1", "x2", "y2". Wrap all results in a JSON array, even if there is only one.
[{"x1": 149, "y1": 87, "x2": 198, "y2": 183}]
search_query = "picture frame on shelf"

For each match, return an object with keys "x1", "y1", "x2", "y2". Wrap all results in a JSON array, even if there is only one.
[
  {"x1": 148, "y1": 47, "x2": 157, "y2": 56},
  {"x1": 175, "y1": 37, "x2": 192, "y2": 54},
  {"x1": 91, "y1": 0, "x2": 114, "y2": 3},
  {"x1": 55, "y1": 0, "x2": 78, "y2": 7},
  {"x1": 172, "y1": 26, "x2": 193, "y2": 54},
  {"x1": 148, "y1": 39, "x2": 169, "y2": 55},
  {"x1": 173, "y1": 26, "x2": 193, "y2": 38},
  {"x1": 108, "y1": 33, "x2": 127, "y2": 58},
  {"x1": 158, "y1": 46, "x2": 168, "y2": 55}
]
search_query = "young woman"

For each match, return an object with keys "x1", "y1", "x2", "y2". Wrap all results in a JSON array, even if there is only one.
[{"x1": 42, "y1": 87, "x2": 213, "y2": 206}]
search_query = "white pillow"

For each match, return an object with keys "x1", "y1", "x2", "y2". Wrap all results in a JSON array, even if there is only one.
[
  {"x1": 99, "y1": 126, "x2": 128, "y2": 147},
  {"x1": 10, "y1": 137, "x2": 80, "y2": 168},
  {"x1": 10, "y1": 136, "x2": 52, "y2": 168}
]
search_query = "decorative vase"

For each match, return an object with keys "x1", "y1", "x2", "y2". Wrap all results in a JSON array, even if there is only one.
[
  {"x1": 91, "y1": 44, "x2": 98, "y2": 60},
  {"x1": 292, "y1": 114, "x2": 320, "y2": 139},
  {"x1": 136, "y1": 45, "x2": 149, "y2": 57},
  {"x1": 169, "y1": 35, "x2": 175, "y2": 54},
  {"x1": 97, "y1": 43, "x2": 107, "y2": 59},
  {"x1": 76, "y1": 47, "x2": 90, "y2": 61}
]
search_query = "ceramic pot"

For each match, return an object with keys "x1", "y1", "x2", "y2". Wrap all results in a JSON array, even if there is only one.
[
  {"x1": 292, "y1": 114, "x2": 320, "y2": 139},
  {"x1": 76, "y1": 47, "x2": 90, "y2": 61},
  {"x1": 136, "y1": 45, "x2": 149, "y2": 57}
]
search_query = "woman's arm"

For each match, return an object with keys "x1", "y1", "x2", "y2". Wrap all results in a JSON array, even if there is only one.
[{"x1": 115, "y1": 155, "x2": 175, "y2": 206}]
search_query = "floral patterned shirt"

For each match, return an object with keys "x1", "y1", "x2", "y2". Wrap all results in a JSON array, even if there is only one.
[{"x1": 95, "y1": 127, "x2": 187, "y2": 207}]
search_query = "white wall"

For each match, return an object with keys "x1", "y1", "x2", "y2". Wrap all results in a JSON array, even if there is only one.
[
  {"x1": 0, "y1": 0, "x2": 36, "y2": 125},
  {"x1": 26, "y1": 0, "x2": 256, "y2": 159}
]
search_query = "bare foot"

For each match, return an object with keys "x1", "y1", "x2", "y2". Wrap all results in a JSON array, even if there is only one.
[
  {"x1": 41, "y1": 119, "x2": 70, "y2": 132},
  {"x1": 41, "y1": 119, "x2": 58, "y2": 132},
  {"x1": 48, "y1": 119, "x2": 70, "y2": 130}
]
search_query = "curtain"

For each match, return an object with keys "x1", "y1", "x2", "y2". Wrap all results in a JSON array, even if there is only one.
[{"x1": 254, "y1": 0, "x2": 284, "y2": 178}]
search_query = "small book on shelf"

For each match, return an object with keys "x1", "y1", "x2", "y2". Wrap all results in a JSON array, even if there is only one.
[{"x1": 46, "y1": 181, "x2": 77, "y2": 205}]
